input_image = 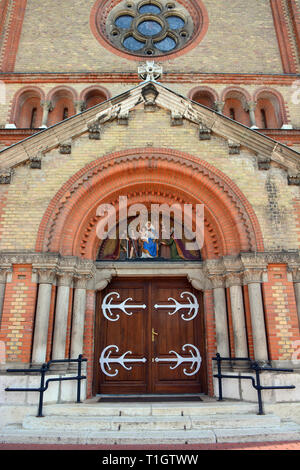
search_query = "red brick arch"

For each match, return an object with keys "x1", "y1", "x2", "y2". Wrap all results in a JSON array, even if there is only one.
[{"x1": 35, "y1": 148, "x2": 264, "y2": 259}]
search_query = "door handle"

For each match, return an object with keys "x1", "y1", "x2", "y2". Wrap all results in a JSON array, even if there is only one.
[{"x1": 152, "y1": 328, "x2": 159, "y2": 342}]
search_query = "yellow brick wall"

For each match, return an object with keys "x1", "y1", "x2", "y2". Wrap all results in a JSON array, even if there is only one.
[
  {"x1": 0, "y1": 106, "x2": 299, "y2": 252},
  {"x1": 13, "y1": 0, "x2": 283, "y2": 74}
]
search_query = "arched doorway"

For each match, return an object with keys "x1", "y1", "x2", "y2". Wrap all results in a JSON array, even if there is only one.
[
  {"x1": 36, "y1": 147, "x2": 264, "y2": 398},
  {"x1": 94, "y1": 277, "x2": 207, "y2": 395}
]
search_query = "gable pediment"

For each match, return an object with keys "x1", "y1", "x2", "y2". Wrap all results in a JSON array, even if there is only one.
[{"x1": 0, "y1": 80, "x2": 299, "y2": 183}]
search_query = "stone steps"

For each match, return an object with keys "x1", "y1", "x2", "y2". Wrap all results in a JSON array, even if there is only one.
[
  {"x1": 22, "y1": 413, "x2": 281, "y2": 431},
  {"x1": 1, "y1": 400, "x2": 300, "y2": 445}
]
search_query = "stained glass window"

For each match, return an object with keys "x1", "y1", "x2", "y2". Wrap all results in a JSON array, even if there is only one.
[
  {"x1": 139, "y1": 4, "x2": 161, "y2": 14},
  {"x1": 137, "y1": 20, "x2": 162, "y2": 36},
  {"x1": 155, "y1": 36, "x2": 176, "y2": 51},
  {"x1": 166, "y1": 15, "x2": 185, "y2": 30},
  {"x1": 107, "y1": 0, "x2": 194, "y2": 57},
  {"x1": 115, "y1": 15, "x2": 134, "y2": 29},
  {"x1": 123, "y1": 36, "x2": 145, "y2": 51}
]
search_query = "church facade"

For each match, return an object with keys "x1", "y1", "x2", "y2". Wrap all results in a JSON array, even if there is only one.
[{"x1": 0, "y1": 0, "x2": 300, "y2": 407}]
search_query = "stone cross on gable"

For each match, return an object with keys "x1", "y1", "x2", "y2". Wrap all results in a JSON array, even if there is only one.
[{"x1": 138, "y1": 61, "x2": 163, "y2": 82}]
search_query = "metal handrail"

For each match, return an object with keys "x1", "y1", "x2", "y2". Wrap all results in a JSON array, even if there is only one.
[
  {"x1": 5, "y1": 354, "x2": 87, "y2": 417},
  {"x1": 212, "y1": 353, "x2": 295, "y2": 415}
]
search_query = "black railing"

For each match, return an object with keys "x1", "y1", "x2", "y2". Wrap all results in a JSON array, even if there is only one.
[
  {"x1": 5, "y1": 354, "x2": 87, "y2": 417},
  {"x1": 213, "y1": 353, "x2": 296, "y2": 415}
]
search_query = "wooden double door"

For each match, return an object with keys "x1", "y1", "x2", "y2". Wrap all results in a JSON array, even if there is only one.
[{"x1": 94, "y1": 278, "x2": 207, "y2": 395}]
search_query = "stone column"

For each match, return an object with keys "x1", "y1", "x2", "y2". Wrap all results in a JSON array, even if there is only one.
[
  {"x1": 226, "y1": 272, "x2": 248, "y2": 358},
  {"x1": 31, "y1": 269, "x2": 56, "y2": 364},
  {"x1": 0, "y1": 267, "x2": 11, "y2": 325},
  {"x1": 244, "y1": 269, "x2": 268, "y2": 362},
  {"x1": 40, "y1": 101, "x2": 53, "y2": 128},
  {"x1": 52, "y1": 271, "x2": 73, "y2": 360},
  {"x1": 210, "y1": 274, "x2": 230, "y2": 357},
  {"x1": 70, "y1": 275, "x2": 88, "y2": 359},
  {"x1": 291, "y1": 268, "x2": 300, "y2": 328},
  {"x1": 246, "y1": 101, "x2": 258, "y2": 129}
]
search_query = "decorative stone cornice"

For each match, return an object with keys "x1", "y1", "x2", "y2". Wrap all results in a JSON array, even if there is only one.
[
  {"x1": 287, "y1": 174, "x2": 300, "y2": 186},
  {"x1": 228, "y1": 140, "x2": 241, "y2": 155},
  {"x1": 199, "y1": 122, "x2": 211, "y2": 140},
  {"x1": 171, "y1": 110, "x2": 183, "y2": 126},
  {"x1": 87, "y1": 120, "x2": 101, "y2": 140},
  {"x1": 0, "y1": 168, "x2": 13, "y2": 184},
  {"x1": 59, "y1": 140, "x2": 72, "y2": 155},
  {"x1": 29, "y1": 152, "x2": 42, "y2": 169}
]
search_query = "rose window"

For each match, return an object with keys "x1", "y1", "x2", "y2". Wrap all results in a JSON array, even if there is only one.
[{"x1": 107, "y1": 1, "x2": 194, "y2": 57}]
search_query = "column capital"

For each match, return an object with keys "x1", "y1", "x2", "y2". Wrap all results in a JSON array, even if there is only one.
[
  {"x1": 207, "y1": 273, "x2": 226, "y2": 289},
  {"x1": 245, "y1": 100, "x2": 257, "y2": 112},
  {"x1": 57, "y1": 270, "x2": 74, "y2": 287},
  {"x1": 0, "y1": 266, "x2": 12, "y2": 283},
  {"x1": 243, "y1": 268, "x2": 266, "y2": 285},
  {"x1": 73, "y1": 272, "x2": 93, "y2": 289},
  {"x1": 225, "y1": 271, "x2": 243, "y2": 288},
  {"x1": 289, "y1": 266, "x2": 300, "y2": 283},
  {"x1": 41, "y1": 100, "x2": 53, "y2": 112},
  {"x1": 35, "y1": 267, "x2": 57, "y2": 284}
]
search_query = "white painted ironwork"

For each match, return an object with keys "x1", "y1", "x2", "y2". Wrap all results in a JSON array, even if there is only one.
[
  {"x1": 154, "y1": 291, "x2": 199, "y2": 321},
  {"x1": 155, "y1": 344, "x2": 202, "y2": 376},
  {"x1": 99, "y1": 345, "x2": 147, "y2": 377},
  {"x1": 102, "y1": 292, "x2": 146, "y2": 321}
]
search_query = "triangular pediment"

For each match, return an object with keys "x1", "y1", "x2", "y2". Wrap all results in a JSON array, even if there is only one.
[{"x1": 0, "y1": 80, "x2": 299, "y2": 180}]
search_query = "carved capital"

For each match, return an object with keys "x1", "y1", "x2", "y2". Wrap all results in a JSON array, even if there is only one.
[
  {"x1": 41, "y1": 100, "x2": 53, "y2": 112},
  {"x1": 36, "y1": 268, "x2": 57, "y2": 285},
  {"x1": 57, "y1": 270, "x2": 74, "y2": 287},
  {"x1": 0, "y1": 266, "x2": 12, "y2": 283},
  {"x1": 245, "y1": 101, "x2": 257, "y2": 112},
  {"x1": 208, "y1": 274, "x2": 226, "y2": 289},
  {"x1": 243, "y1": 268, "x2": 265, "y2": 284},
  {"x1": 289, "y1": 267, "x2": 300, "y2": 283},
  {"x1": 225, "y1": 271, "x2": 243, "y2": 288}
]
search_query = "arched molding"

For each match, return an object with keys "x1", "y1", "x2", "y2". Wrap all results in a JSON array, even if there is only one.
[
  {"x1": 188, "y1": 86, "x2": 219, "y2": 105},
  {"x1": 46, "y1": 86, "x2": 78, "y2": 105},
  {"x1": 253, "y1": 87, "x2": 288, "y2": 126},
  {"x1": 9, "y1": 86, "x2": 45, "y2": 126},
  {"x1": 35, "y1": 148, "x2": 264, "y2": 260},
  {"x1": 79, "y1": 85, "x2": 111, "y2": 103}
]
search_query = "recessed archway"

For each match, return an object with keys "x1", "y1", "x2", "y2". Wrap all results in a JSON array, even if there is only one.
[{"x1": 35, "y1": 148, "x2": 264, "y2": 260}]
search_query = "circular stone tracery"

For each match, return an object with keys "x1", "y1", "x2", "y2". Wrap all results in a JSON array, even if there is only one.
[{"x1": 91, "y1": 0, "x2": 208, "y2": 60}]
